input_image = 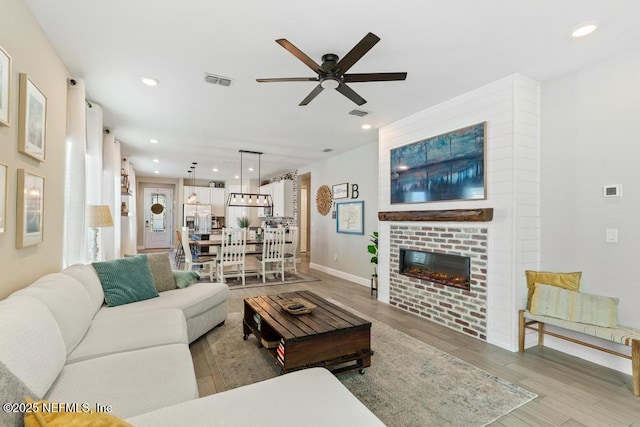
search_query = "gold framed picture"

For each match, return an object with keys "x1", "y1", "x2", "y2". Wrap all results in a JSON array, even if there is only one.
[
  {"x1": 18, "y1": 73, "x2": 47, "y2": 161},
  {"x1": 0, "y1": 45, "x2": 11, "y2": 127},
  {"x1": 16, "y1": 169, "x2": 45, "y2": 247}
]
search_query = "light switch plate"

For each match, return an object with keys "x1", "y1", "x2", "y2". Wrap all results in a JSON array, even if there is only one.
[{"x1": 606, "y1": 228, "x2": 618, "y2": 243}]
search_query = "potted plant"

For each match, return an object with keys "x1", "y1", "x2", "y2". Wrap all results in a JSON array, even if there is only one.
[
  {"x1": 367, "y1": 231, "x2": 378, "y2": 292},
  {"x1": 236, "y1": 216, "x2": 250, "y2": 228}
]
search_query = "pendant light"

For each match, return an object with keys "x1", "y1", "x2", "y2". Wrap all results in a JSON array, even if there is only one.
[
  {"x1": 226, "y1": 150, "x2": 273, "y2": 207},
  {"x1": 187, "y1": 162, "x2": 198, "y2": 203}
]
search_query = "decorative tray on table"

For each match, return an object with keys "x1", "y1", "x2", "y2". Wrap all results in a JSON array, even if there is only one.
[{"x1": 277, "y1": 297, "x2": 317, "y2": 315}]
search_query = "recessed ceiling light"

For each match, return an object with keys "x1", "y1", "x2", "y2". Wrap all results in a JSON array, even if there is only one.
[
  {"x1": 141, "y1": 77, "x2": 159, "y2": 86},
  {"x1": 212, "y1": 168, "x2": 218, "y2": 172},
  {"x1": 572, "y1": 23, "x2": 598, "y2": 38},
  {"x1": 150, "y1": 139, "x2": 159, "y2": 144},
  {"x1": 234, "y1": 175, "x2": 240, "y2": 179},
  {"x1": 152, "y1": 159, "x2": 159, "y2": 163},
  {"x1": 154, "y1": 170, "x2": 160, "y2": 174},
  {"x1": 361, "y1": 124, "x2": 372, "y2": 130},
  {"x1": 248, "y1": 167, "x2": 254, "y2": 172}
]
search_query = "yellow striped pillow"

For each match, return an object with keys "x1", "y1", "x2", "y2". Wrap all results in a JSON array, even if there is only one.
[
  {"x1": 530, "y1": 283, "x2": 618, "y2": 327},
  {"x1": 525, "y1": 270, "x2": 581, "y2": 309}
]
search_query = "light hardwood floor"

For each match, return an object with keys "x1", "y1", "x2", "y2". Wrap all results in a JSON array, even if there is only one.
[{"x1": 190, "y1": 256, "x2": 640, "y2": 426}]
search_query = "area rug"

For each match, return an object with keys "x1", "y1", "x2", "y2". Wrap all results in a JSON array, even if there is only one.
[
  {"x1": 204, "y1": 311, "x2": 537, "y2": 427},
  {"x1": 218, "y1": 271, "x2": 320, "y2": 290}
]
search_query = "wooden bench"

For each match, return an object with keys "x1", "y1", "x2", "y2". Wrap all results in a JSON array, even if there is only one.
[{"x1": 519, "y1": 309, "x2": 640, "y2": 396}]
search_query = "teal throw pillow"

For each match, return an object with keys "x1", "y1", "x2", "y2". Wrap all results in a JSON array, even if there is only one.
[
  {"x1": 125, "y1": 252, "x2": 176, "y2": 292},
  {"x1": 92, "y1": 256, "x2": 159, "y2": 307},
  {"x1": 173, "y1": 270, "x2": 200, "y2": 288}
]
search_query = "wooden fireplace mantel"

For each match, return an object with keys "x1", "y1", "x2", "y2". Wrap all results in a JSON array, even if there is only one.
[{"x1": 378, "y1": 208, "x2": 493, "y2": 222}]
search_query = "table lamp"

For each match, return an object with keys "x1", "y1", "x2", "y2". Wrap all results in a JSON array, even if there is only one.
[{"x1": 86, "y1": 205, "x2": 114, "y2": 262}]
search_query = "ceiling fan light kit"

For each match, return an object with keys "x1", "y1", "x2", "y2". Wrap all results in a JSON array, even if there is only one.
[{"x1": 257, "y1": 32, "x2": 407, "y2": 106}]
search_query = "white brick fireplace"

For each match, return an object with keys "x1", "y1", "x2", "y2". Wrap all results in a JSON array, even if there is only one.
[
  {"x1": 378, "y1": 74, "x2": 541, "y2": 351},
  {"x1": 389, "y1": 225, "x2": 488, "y2": 339}
]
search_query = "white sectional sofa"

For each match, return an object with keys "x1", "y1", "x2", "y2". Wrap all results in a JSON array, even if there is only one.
[{"x1": 0, "y1": 256, "x2": 385, "y2": 426}]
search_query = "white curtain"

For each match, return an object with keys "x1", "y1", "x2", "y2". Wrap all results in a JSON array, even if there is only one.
[
  {"x1": 63, "y1": 79, "x2": 87, "y2": 267},
  {"x1": 102, "y1": 134, "x2": 121, "y2": 259},
  {"x1": 121, "y1": 159, "x2": 137, "y2": 255},
  {"x1": 85, "y1": 102, "x2": 110, "y2": 260},
  {"x1": 85, "y1": 102, "x2": 103, "y2": 205}
]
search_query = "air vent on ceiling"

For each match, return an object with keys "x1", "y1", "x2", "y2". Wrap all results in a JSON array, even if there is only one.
[
  {"x1": 204, "y1": 73, "x2": 233, "y2": 87},
  {"x1": 322, "y1": 148, "x2": 333, "y2": 153},
  {"x1": 348, "y1": 109, "x2": 370, "y2": 117}
]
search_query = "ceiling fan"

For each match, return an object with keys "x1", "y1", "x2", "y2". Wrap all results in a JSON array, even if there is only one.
[{"x1": 256, "y1": 32, "x2": 407, "y2": 106}]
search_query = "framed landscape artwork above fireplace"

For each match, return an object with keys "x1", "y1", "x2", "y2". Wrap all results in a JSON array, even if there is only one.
[{"x1": 390, "y1": 122, "x2": 487, "y2": 204}]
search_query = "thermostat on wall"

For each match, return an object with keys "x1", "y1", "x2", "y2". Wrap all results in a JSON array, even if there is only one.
[{"x1": 603, "y1": 184, "x2": 622, "y2": 198}]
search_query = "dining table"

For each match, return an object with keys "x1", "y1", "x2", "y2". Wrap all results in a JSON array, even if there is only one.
[{"x1": 189, "y1": 235, "x2": 292, "y2": 257}]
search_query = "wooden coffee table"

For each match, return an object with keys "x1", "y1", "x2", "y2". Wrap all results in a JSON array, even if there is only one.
[{"x1": 242, "y1": 290, "x2": 373, "y2": 374}]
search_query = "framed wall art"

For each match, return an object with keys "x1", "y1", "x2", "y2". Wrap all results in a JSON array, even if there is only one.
[
  {"x1": 336, "y1": 200, "x2": 364, "y2": 235},
  {"x1": 0, "y1": 164, "x2": 7, "y2": 233},
  {"x1": 332, "y1": 183, "x2": 349, "y2": 200},
  {"x1": 0, "y1": 45, "x2": 10, "y2": 127},
  {"x1": 16, "y1": 169, "x2": 44, "y2": 248},
  {"x1": 390, "y1": 122, "x2": 486, "y2": 204},
  {"x1": 18, "y1": 73, "x2": 47, "y2": 161}
]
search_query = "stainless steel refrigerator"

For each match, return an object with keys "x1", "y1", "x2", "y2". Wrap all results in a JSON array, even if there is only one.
[{"x1": 183, "y1": 204, "x2": 213, "y2": 234}]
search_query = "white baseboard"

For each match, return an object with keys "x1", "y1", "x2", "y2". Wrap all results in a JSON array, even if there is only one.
[{"x1": 309, "y1": 263, "x2": 370, "y2": 288}]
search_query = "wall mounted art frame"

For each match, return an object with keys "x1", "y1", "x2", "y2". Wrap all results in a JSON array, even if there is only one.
[
  {"x1": 0, "y1": 45, "x2": 11, "y2": 127},
  {"x1": 18, "y1": 73, "x2": 47, "y2": 161},
  {"x1": 390, "y1": 122, "x2": 487, "y2": 204},
  {"x1": 16, "y1": 168, "x2": 44, "y2": 247},
  {"x1": 332, "y1": 183, "x2": 349, "y2": 200},
  {"x1": 0, "y1": 164, "x2": 7, "y2": 233},
  {"x1": 336, "y1": 200, "x2": 364, "y2": 235}
]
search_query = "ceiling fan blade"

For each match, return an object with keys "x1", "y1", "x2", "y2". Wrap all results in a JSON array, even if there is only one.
[
  {"x1": 343, "y1": 72, "x2": 407, "y2": 83},
  {"x1": 256, "y1": 77, "x2": 317, "y2": 83},
  {"x1": 276, "y1": 39, "x2": 323, "y2": 74},
  {"x1": 336, "y1": 82, "x2": 367, "y2": 106},
  {"x1": 299, "y1": 84, "x2": 324, "y2": 106},
  {"x1": 334, "y1": 32, "x2": 380, "y2": 74}
]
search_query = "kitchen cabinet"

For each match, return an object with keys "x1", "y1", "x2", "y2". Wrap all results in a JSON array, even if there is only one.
[
  {"x1": 257, "y1": 183, "x2": 274, "y2": 218},
  {"x1": 183, "y1": 186, "x2": 212, "y2": 205},
  {"x1": 184, "y1": 185, "x2": 227, "y2": 217},
  {"x1": 260, "y1": 179, "x2": 293, "y2": 217},
  {"x1": 211, "y1": 188, "x2": 226, "y2": 216}
]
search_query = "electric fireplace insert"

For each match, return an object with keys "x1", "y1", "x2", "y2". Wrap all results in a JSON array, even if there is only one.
[{"x1": 399, "y1": 249, "x2": 471, "y2": 290}]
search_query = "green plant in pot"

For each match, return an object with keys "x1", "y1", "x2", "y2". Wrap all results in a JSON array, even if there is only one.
[
  {"x1": 236, "y1": 216, "x2": 250, "y2": 228},
  {"x1": 367, "y1": 231, "x2": 378, "y2": 277}
]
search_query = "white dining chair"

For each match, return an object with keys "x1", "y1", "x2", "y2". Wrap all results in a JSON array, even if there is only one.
[
  {"x1": 256, "y1": 228, "x2": 286, "y2": 283},
  {"x1": 175, "y1": 229, "x2": 185, "y2": 268},
  {"x1": 284, "y1": 226, "x2": 299, "y2": 275},
  {"x1": 181, "y1": 226, "x2": 215, "y2": 281},
  {"x1": 217, "y1": 227, "x2": 247, "y2": 286}
]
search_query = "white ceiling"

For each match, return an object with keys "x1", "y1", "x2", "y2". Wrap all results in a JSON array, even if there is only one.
[{"x1": 25, "y1": 0, "x2": 640, "y2": 182}]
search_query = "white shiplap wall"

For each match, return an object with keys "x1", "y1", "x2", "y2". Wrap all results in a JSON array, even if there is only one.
[{"x1": 378, "y1": 74, "x2": 540, "y2": 350}]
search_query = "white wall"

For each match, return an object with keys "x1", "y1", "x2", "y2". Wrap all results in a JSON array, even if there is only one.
[
  {"x1": 0, "y1": 0, "x2": 70, "y2": 298},
  {"x1": 539, "y1": 47, "x2": 640, "y2": 374},
  {"x1": 379, "y1": 74, "x2": 541, "y2": 350},
  {"x1": 302, "y1": 142, "x2": 379, "y2": 285}
]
